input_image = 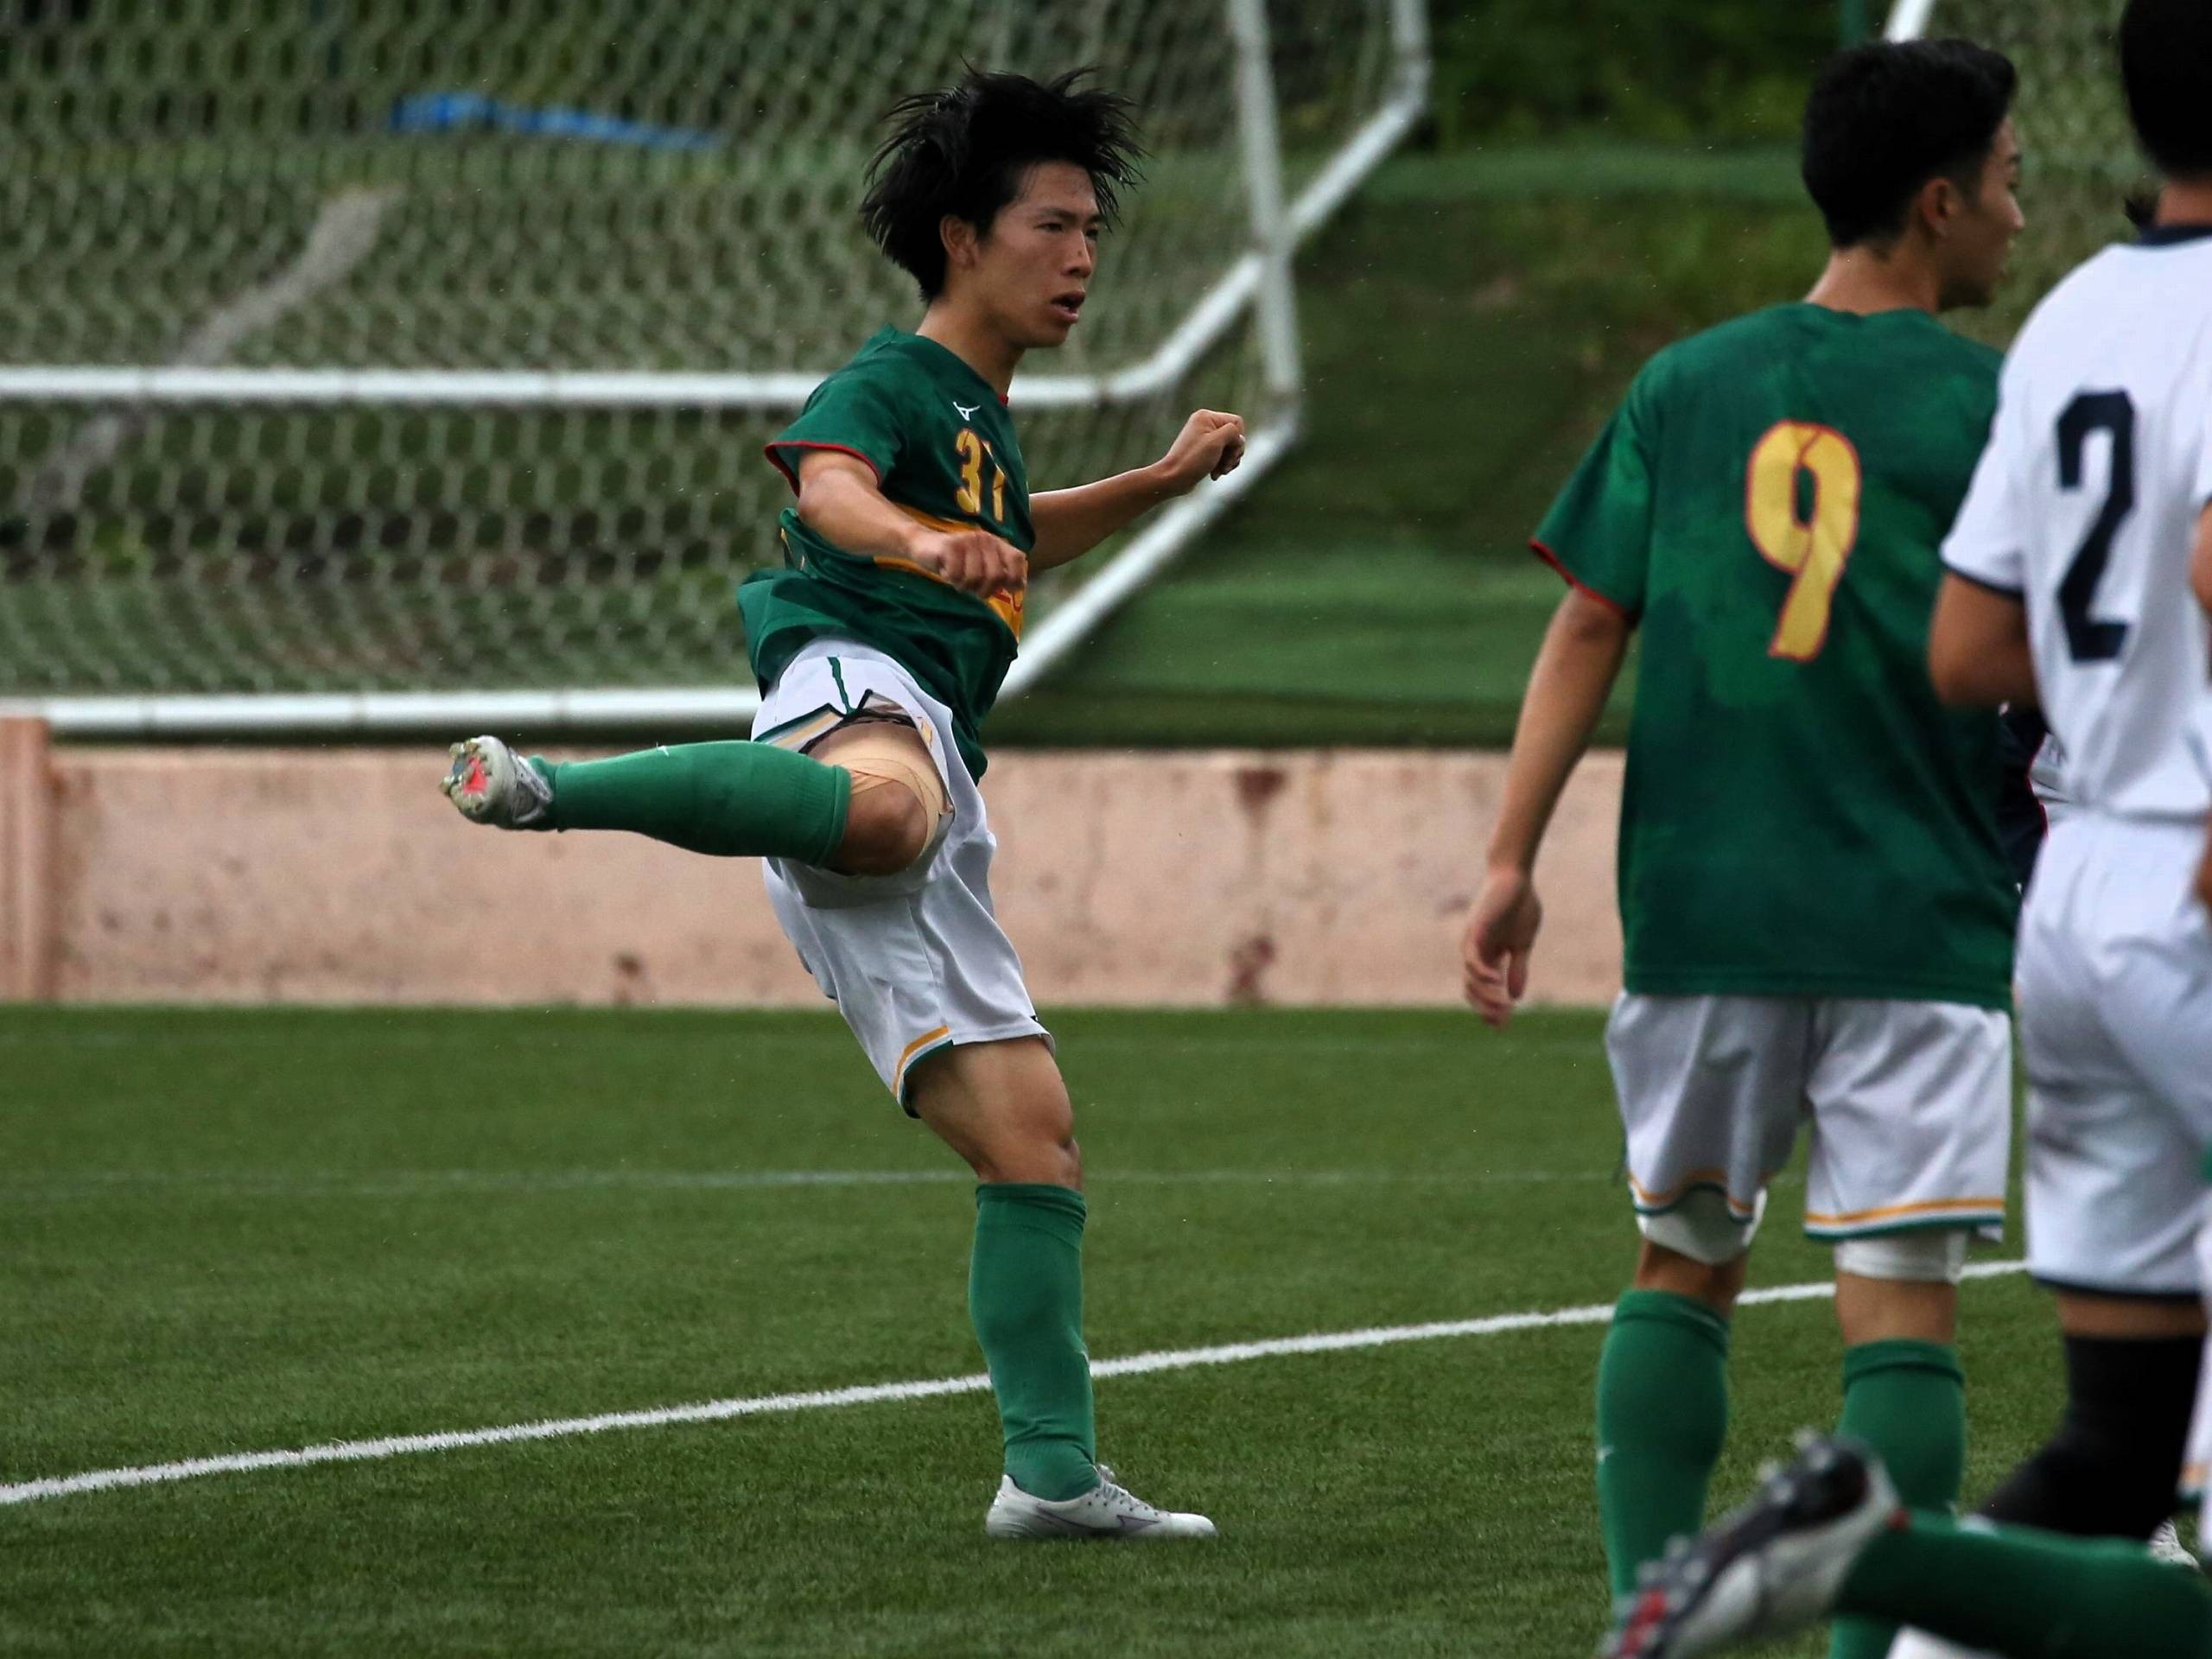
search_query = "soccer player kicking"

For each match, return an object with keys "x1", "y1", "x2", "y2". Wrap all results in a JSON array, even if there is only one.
[
  {"x1": 440, "y1": 70, "x2": 1243, "y2": 1540},
  {"x1": 1461, "y1": 40, "x2": 2026, "y2": 1659},
  {"x1": 1597, "y1": 3, "x2": 2212, "y2": 1655}
]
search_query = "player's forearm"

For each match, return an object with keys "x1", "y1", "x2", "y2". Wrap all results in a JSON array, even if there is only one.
[
  {"x1": 796, "y1": 469, "x2": 929, "y2": 565},
  {"x1": 1929, "y1": 575, "x2": 2037, "y2": 707},
  {"x1": 1028, "y1": 468, "x2": 1173, "y2": 570},
  {"x1": 1487, "y1": 592, "x2": 1630, "y2": 875}
]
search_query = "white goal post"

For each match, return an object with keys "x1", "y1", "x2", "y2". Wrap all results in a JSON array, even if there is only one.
[{"x1": 0, "y1": 0, "x2": 1430, "y2": 737}]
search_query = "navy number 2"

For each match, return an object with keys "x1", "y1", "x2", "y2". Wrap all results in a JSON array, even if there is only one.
[{"x1": 2055, "y1": 391, "x2": 2136, "y2": 664}]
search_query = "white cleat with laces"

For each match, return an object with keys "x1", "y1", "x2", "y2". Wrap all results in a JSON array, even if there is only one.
[
  {"x1": 984, "y1": 1463, "x2": 1217, "y2": 1540},
  {"x1": 441, "y1": 734, "x2": 554, "y2": 830}
]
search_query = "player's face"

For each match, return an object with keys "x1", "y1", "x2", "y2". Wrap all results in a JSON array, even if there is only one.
[
  {"x1": 975, "y1": 162, "x2": 1103, "y2": 351},
  {"x1": 1941, "y1": 119, "x2": 2025, "y2": 309}
]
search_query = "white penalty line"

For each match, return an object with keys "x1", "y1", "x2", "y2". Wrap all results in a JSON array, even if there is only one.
[
  {"x1": 0, "y1": 1166, "x2": 1668, "y2": 1202},
  {"x1": 0, "y1": 1261, "x2": 2028, "y2": 1509}
]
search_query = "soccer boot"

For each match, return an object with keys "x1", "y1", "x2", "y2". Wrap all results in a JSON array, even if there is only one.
[
  {"x1": 1600, "y1": 1433, "x2": 1897, "y2": 1659},
  {"x1": 983, "y1": 1462, "x2": 1217, "y2": 1540},
  {"x1": 1885, "y1": 1632, "x2": 1996, "y2": 1659},
  {"x1": 441, "y1": 735, "x2": 553, "y2": 830},
  {"x1": 2150, "y1": 1520, "x2": 2198, "y2": 1569}
]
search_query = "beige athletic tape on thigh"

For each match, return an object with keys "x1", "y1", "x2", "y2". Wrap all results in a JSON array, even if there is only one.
[{"x1": 825, "y1": 723, "x2": 950, "y2": 825}]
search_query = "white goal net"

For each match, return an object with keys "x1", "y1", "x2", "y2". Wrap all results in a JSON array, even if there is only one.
[
  {"x1": 1889, "y1": 0, "x2": 2151, "y2": 344},
  {"x1": 0, "y1": 0, "x2": 1427, "y2": 733}
]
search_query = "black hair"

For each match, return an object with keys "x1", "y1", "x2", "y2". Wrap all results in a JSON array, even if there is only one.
[
  {"x1": 2121, "y1": 0, "x2": 2212, "y2": 181},
  {"x1": 1801, "y1": 39, "x2": 2018, "y2": 249},
  {"x1": 861, "y1": 67, "x2": 1145, "y2": 300}
]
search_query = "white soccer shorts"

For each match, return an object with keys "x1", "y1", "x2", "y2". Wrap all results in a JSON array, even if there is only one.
[
  {"x1": 1606, "y1": 993, "x2": 2012, "y2": 1266},
  {"x1": 2017, "y1": 814, "x2": 2212, "y2": 1300},
  {"x1": 754, "y1": 639, "x2": 1051, "y2": 1110}
]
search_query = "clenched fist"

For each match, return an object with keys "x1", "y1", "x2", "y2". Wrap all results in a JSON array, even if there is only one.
[
  {"x1": 910, "y1": 526, "x2": 1028, "y2": 599},
  {"x1": 1152, "y1": 410, "x2": 1248, "y2": 496}
]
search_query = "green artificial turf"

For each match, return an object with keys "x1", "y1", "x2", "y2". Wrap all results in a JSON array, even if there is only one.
[{"x1": 2, "y1": 1006, "x2": 2064, "y2": 1656}]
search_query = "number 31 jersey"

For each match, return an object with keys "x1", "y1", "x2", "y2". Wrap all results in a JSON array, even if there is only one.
[
  {"x1": 745, "y1": 327, "x2": 1033, "y2": 779},
  {"x1": 1535, "y1": 303, "x2": 2016, "y2": 1007},
  {"x1": 1943, "y1": 227, "x2": 2212, "y2": 823}
]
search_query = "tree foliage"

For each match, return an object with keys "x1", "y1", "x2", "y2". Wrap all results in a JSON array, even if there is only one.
[{"x1": 1432, "y1": 1, "x2": 1846, "y2": 144}]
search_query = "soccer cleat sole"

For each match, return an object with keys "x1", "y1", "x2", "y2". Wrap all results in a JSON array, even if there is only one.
[
  {"x1": 441, "y1": 738, "x2": 498, "y2": 820},
  {"x1": 1600, "y1": 1436, "x2": 1890, "y2": 1659}
]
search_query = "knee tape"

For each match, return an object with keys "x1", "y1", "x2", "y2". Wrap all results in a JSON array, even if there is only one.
[{"x1": 1833, "y1": 1230, "x2": 1969, "y2": 1284}]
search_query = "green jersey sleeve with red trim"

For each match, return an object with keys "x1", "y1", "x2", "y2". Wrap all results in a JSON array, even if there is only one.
[
  {"x1": 1533, "y1": 365, "x2": 1662, "y2": 618},
  {"x1": 764, "y1": 367, "x2": 911, "y2": 489}
]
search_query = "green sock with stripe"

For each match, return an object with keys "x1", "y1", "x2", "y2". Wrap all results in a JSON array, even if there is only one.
[
  {"x1": 969, "y1": 1183, "x2": 1097, "y2": 1502},
  {"x1": 535, "y1": 741, "x2": 849, "y2": 865},
  {"x1": 1596, "y1": 1289, "x2": 1732, "y2": 1599},
  {"x1": 1828, "y1": 1338, "x2": 1967, "y2": 1659}
]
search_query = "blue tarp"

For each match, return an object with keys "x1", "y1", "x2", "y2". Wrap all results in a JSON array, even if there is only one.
[{"x1": 389, "y1": 92, "x2": 720, "y2": 151}]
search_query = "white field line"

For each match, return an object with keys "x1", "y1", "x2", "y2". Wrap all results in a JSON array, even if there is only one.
[
  {"x1": 0, "y1": 1261, "x2": 2027, "y2": 1509},
  {"x1": 0, "y1": 1166, "x2": 1677, "y2": 1202}
]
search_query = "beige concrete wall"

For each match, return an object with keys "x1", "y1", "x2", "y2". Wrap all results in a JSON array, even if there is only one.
[{"x1": 26, "y1": 744, "x2": 1623, "y2": 1007}]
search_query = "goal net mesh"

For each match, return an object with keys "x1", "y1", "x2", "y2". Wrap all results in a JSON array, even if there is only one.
[
  {"x1": 1904, "y1": 0, "x2": 2149, "y2": 346},
  {"x1": 0, "y1": 0, "x2": 1402, "y2": 702}
]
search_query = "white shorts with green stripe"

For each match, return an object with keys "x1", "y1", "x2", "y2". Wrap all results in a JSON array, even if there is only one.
[
  {"x1": 755, "y1": 639, "x2": 1052, "y2": 1114},
  {"x1": 1606, "y1": 993, "x2": 2012, "y2": 1268}
]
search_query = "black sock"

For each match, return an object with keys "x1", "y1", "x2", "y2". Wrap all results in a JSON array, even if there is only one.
[{"x1": 1977, "y1": 1331, "x2": 2200, "y2": 1538}]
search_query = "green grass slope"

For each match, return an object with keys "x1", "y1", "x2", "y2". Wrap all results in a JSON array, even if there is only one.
[{"x1": 997, "y1": 148, "x2": 1834, "y2": 749}]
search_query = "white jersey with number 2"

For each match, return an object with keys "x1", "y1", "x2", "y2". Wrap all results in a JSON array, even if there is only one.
[{"x1": 1942, "y1": 227, "x2": 2212, "y2": 821}]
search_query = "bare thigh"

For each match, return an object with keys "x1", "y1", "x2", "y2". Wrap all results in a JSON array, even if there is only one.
[{"x1": 907, "y1": 1036, "x2": 1082, "y2": 1190}]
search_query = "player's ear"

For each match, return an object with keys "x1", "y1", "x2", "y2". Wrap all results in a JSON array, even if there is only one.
[
  {"x1": 940, "y1": 214, "x2": 981, "y2": 276},
  {"x1": 1915, "y1": 173, "x2": 1962, "y2": 241}
]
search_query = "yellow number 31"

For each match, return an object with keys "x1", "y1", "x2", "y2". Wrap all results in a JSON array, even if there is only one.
[{"x1": 1745, "y1": 421, "x2": 1862, "y2": 662}]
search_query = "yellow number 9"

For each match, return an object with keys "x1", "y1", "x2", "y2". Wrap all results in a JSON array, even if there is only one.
[{"x1": 1745, "y1": 422, "x2": 1862, "y2": 662}]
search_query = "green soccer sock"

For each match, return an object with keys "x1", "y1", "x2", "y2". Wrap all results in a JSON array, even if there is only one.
[
  {"x1": 969, "y1": 1183, "x2": 1097, "y2": 1502},
  {"x1": 537, "y1": 741, "x2": 850, "y2": 865},
  {"x1": 1840, "y1": 1511, "x2": 2212, "y2": 1657},
  {"x1": 1828, "y1": 1339, "x2": 1967, "y2": 1659},
  {"x1": 1597, "y1": 1289, "x2": 1732, "y2": 1600}
]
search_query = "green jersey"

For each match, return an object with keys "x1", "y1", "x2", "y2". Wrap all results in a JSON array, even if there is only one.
[
  {"x1": 1535, "y1": 303, "x2": 2016, "y2": 1007},
  {"x1": 744, "y1": 327, "x2": 1033, "y2": 778}
]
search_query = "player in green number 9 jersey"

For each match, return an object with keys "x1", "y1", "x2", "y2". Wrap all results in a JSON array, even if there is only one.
[
  {"x1": 1461, "y1": 41, "x2": 2026, "y2": 1659},
  {"x1": 436, "y1": 69, "x2": 1245, "y2": 1540}
]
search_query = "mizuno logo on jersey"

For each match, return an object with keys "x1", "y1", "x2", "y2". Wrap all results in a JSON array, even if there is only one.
[{"x1": 952, "y1": 401, "x2": 980, "y2": 420}]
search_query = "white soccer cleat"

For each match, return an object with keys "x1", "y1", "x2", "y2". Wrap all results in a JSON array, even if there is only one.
[
  {"x1": 441, "y1": 735, "x2": 553, "y2": 830},
  {"x1": 1600, "y1": 1433, "x2": 1898, "y2": 1659},
  {"x1": 1886, "y1": 1630, "x2": 1998, "y2": 1659},
  {"x1": 2149, "y1": 1520, "x2": 2197, "y2": 1568},
  {"x1": 983, "y1": 1463, "x2": 1217, "y2": 1541}
]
